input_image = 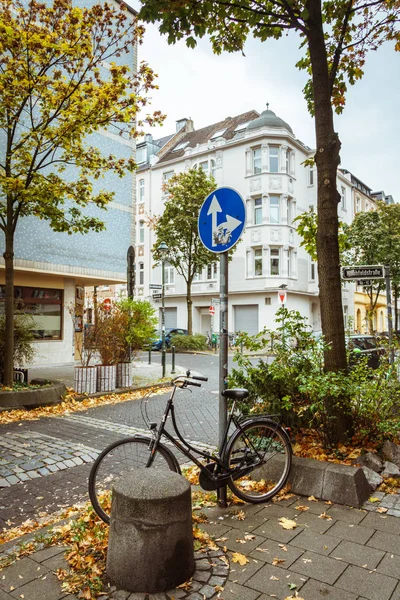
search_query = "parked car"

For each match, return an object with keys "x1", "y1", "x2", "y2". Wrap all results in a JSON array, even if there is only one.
[
  {"x1": 312, "y1": 331, "x2": 383, "y2": 369},
  {"x1": 151, "y1": 328, "x2": 189, "y2": 350}
]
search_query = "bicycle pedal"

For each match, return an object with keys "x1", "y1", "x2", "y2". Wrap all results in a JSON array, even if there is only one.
[{"x1": 149, "y1": 422, "x2": 157, "y2": 430}]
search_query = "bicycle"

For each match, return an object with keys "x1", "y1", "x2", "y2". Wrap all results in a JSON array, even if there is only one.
[{"x1": 89, "y1": 371, "x2": 292, "y2": 524}]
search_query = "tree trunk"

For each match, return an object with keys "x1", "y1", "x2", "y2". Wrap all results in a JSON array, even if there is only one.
[
  {"x1": 306, "y1": 0, "x2": 352, "y2": 443},
  {"x1": 3, "y1": 225, "x2": 14, "y2": 386},
  {"x1": 186, "y1": 280, "x2": 193, "y2": 335}
]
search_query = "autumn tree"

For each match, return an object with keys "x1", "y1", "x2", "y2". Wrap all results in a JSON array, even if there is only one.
[
  {"x1": 151, "y1": 168, "x2": 217, "y2": 334},
  {"x1": 347, "y1": 202, "x2": 400, "y2": 331},
  {"x1": 139, "y1": 0, "x2": 400, "y2": 443},
  {"x1": 0, "y1": 0, "x2": 163, "y2": 385}
]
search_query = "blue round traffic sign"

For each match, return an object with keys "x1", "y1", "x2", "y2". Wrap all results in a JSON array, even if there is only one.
[{"x1": 198, "y1": 187, "x2": 246, "y2": 253}]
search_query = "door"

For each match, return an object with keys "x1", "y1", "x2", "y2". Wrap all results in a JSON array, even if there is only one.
[{"x1": 161, "y1": 307, "x2": 177, "y2": 329}]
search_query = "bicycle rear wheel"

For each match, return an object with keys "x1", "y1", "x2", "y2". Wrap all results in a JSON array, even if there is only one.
[
  {"x1": 89, "y1": 437, "x2": 178, "y2": 524},
  {"x1": 224, "y1": 419, "x2": 292, "y2": 503}
]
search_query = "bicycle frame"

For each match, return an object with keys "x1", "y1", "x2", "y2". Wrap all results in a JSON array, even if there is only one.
[{"x1": 144, "y1": 380, "x2": 285, "y2": 483}]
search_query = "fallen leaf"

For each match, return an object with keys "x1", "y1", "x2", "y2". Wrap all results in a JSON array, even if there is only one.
[
  {"x1": 231, "y1": 552, "x2": 249, "y2": 566},
  {"x1": 295, "y1": 505, "x2": 309, "y2": 512},
  {"x1": 235, "y1": 510, "x2": 245, "y2": 521},
  {"x1": 270, "y1": 575, "x2": 280, "y2": 580},
  {"x1": 318, "y1": 512, "x2": 332, "y2": 521},
  {"x1": 376, "y1": 507, "x2": 388, "y2": 514},
  {"x1": 256, "y1": 547, "x2": 270, "y2": 553},
  {"x1": 279, "y1": 517, "x2": 297, "y2": 530},
  {"x1": 308, "y1": 495, "x2": 318, "y2": 502},
  {"x1": 272, "y1": 557, "x2": 286, "y2": 565},
  {"x1": 244, "y1": 534, "x2": 256, "y2": 540},
  {"x1": 279, "y1": 544, "x2": 288, "y2": 552},
  {"x1": 369, "y1": 497, "x2": 380, "y2": 503}
]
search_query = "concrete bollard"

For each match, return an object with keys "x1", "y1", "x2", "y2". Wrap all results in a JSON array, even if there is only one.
[{"x1": 106, "y1": 469, "x2": 195, "y2": 593}]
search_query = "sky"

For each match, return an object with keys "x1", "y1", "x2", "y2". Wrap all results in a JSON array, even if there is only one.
[{"x1": 129, "y1": 2, "x2": 400, "y2": 201}]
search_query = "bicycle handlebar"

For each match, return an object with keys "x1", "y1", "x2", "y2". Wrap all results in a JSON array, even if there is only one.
[{"x1": 172, "y1": 370, "x2": 208, "y2": 386}]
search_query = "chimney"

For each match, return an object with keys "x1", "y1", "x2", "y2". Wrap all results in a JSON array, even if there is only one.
[{"x1": 176, "y1": 118, "x2": 194, "y2": 133}]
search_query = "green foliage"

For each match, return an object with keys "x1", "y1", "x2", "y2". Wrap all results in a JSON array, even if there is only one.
[
  {"x1": 151, "y1": 168, "x2": 217, "y2": 278},
  {"x1": 0, "y1": 309, "x2": 36, "y2": 372},
  {"x1": 170, "y1": 333, "x2": 208, "y2": 352},
  {"x1": 115, "y1": 298, "x2": 158, "y2": 360},
  {"x1": 0, "y1": 0, "x2": 163, "y2": 234},
  {"x1": 294, "y1": 209, "x2": 351, "y2": 263},
  {"x1": 229, "y1": 308, "x2": 400, "y2": 447},
  {"x1": 93, "y1": 299, "x2": 157, "y2": 365},
  {"x1": 139, "y1": 0, "x2": 400, "y2": 115}
]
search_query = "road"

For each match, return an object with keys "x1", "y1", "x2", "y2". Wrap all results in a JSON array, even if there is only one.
[{"x1": 0, "y1": 353, "x2": 235, "y2": 529}]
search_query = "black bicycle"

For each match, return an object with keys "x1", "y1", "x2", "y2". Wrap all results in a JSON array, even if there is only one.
[{"x1": 89, "y1": 371, "x2": 292, "y2": 524}]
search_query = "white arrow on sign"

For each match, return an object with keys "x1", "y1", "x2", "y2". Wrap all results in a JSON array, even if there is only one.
[{"x1": 207, "y1": 194, "x2": 243, "y2": 247}]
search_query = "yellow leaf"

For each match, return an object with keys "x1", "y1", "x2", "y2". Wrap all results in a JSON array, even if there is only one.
[
  {"x1": 308, "y1": 495, "x2": 318, "y2": 502},
  {"x1": 295, "y1": 505, "x2": 310, "y2": 512},
  {"x1": 318, "y1": 512, "x2": 332, "y2": 521},
  {"x1": 369, "y1": 497, "x2": 380, "y2": 503},
  {"x1": 231, "y1": 552, "x2": 249, "y2": 566},
  {"x1": 279, "y1": 517, "x2": 297, "y2": 530},
  {"x1": 272, "y1": 557, "x2": 285, "y2": 565},
  {"x1": 285, "y1": 595, "x2": 305, "y2": 600},
  {"x1": 377, "y1": 507, "x2": 388, "y2": 514},
  {"x1": 235, "y1": 510, "x2": 245, "y2": 521}
]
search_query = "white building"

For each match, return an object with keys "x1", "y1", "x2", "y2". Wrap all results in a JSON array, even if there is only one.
[{"x1": 135, "y1": 107, "x2": 354, "y2": 335}]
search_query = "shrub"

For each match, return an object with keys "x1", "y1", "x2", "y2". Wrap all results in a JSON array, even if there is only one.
[
  {"x1": 228, "y1": 307, "x2": 400, "y2": 448},
  {"x1": 171, "y1": 334, "x2": 208, "y2": 352},
  {"x1": 0, "y1": 309, "x2": 36, "y2": 378}
]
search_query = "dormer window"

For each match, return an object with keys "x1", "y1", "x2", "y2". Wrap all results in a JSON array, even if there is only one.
[
  {"x1": 210, "y1": 128, "x2": 226, "y2": 140},
  {"x1": 173, "y1": 141, "x2": 189, "y2": 152}
]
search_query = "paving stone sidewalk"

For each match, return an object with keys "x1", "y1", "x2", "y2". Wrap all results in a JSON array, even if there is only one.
[{"x1": 1, "y1": 494, "x2": 400, "y2": 600}]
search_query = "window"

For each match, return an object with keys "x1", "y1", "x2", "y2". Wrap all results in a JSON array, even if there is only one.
[
  {"x1": 285, "y1": 150, "x2": 289, "y2": 174},
  {"x1": 210, "y1": 128, "x2": 226, "y2": 139},
  {"x1": 252, "y1": 147, "x2": 261, "y2": 174},
  {"x1": 234, "y1": 121, "x2": 251, "y2": 132},
  {"x1": 136, "y1": 146, "x2": 147, "y2": 164},
  {"x1": 139, "y1": 262, "x2": 144, "y2": 285},
  {"x1": 210, "y1": 159, "x2": 216, "y2": 178},
  {"x1": 356, "y1": 196, "x2": 361, "y2": 213},
  {"x1": 0, "y1": 286, "x2": 63, "y2": 340},
  {"x1": 269, "y1": 146, "x2": 279, "y2": 173},
  {"x1": 341, "y1": 186, "x2": 346, "y2": 210},
  {"x1": 206, "y1": 263, "x2": 218, "y2": 280},
  {"x1": 199, "y1": 160, "x2": 209, "y2": 174},
  {"x1": 309, "y1": 168, "x2": 315, "y2": 186},
  {"x1": 138, "y1": 179, "x2": 145, "y2": 202},
  {"x1": 165, "y1": 263, "x2": 175, "y2": 285},
  {"x1": 269, "y1": 195, "x2": 280, "y2": 224},
  {"x1": 162, "y1": 171, "x2": 174, "y2": 190},
  {"x1": 254, "y1": 198, "x2": 262, "y2": 225},
  {"x1": 172, "y1": 141, "x2": 189, "y2": 152},
  {"x1": 270, "y1": 248, "x2": 280, "y2": 275},
  {"x1": 139, "y1": 220, "x2": 144, "y2": 244},
  {"x1": 310, "y1": 261, "x2": 316, "y2": 280},
  {"x1": 254, "y1": 248, "x2": 263, "y2": 276}
]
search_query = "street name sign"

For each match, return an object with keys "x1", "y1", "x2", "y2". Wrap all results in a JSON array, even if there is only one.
[
  {"x1": 198, "y1": 187, "x2": 246, "y2": 253},
  {"x1": 152, "y1": 293, "x2": 162, "y2": 300},
  {"x1": 357, "y1": 279, "x2": 374, "y2": 286},
  {"x1": 341, "y1": 265, "x2": 385, "y2": 280},
  {"x1": 149, "y1": 284, "x2": 162, "y2": 290}
]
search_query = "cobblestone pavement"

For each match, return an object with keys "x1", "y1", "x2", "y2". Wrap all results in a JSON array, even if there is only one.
[{"x1": 1, "y1": 495, "x2": 400, "y2": 600}]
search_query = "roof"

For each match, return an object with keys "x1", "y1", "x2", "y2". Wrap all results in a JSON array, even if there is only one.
[
  {"x1": 246, "y1": 107, "x2": 293, "y2": 134},
  {"x1": 157, "y1": 110, "x2": 259, "y2": 164}
]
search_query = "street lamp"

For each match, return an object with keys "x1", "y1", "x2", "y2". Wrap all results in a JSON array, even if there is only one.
[{"x1": 157, "y1": 242, "x2": 169, "y2": 377}]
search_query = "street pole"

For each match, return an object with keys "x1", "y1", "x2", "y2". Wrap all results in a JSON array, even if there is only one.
[
  {"x1": 217, "y1": 251, "x2": 229, "y2": 507},
  {"x1": 385, "y1": 266, "x2": 394, "y2": 364},
  {"x1": 161, "y1": 256, "x2": 166, "y2": 377}
]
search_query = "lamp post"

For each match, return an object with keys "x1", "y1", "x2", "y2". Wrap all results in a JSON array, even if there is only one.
[{"x1": 157, "y1": 242, "x2": 169, "y2": 377}]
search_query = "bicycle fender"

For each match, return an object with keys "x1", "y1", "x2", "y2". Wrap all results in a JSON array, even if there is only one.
[
  {"x1": 235, "y1": 418, "x2": 292, "y2": 445},
  {"x1": 133, "y1": 434, "x2": 182, "y2": 474}
]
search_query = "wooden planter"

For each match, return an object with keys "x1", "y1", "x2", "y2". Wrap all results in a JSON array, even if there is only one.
[
  {"x1": 74, "y1": 366, "x2": 97, "y2": 395},
  {"x1": 116, "y1": 362, "x2": 132, "y2": 388},
  {"x1": 97, "y1": 365, "x2": 117, "y2": 393}
]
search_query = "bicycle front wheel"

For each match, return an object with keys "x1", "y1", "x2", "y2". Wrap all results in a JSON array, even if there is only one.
[
  {"x1": 224, "y1": 419, "x2": 292, "y2": 503},
  {"x1": 89, "y1": 437, "x2": 178, "y2": 524}
]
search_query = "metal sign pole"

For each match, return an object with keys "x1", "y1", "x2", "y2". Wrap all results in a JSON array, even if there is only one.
[
  {"x1": 218, "y1": 251, "x2": 228, "y2": 507},
  {"x1": 385, "y1": 266, "x2": 394, "y2": 364}
]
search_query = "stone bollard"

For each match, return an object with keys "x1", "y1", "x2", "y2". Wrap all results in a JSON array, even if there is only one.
[{"x1": 106, "y1": 469, "x2": 195, "y2": 593}]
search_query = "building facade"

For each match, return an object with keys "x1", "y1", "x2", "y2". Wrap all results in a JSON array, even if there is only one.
[
  {"x1": 136, "y1": 107, "x2": 356, "y2": 336},
  {"x1": 0, "y1": 1, "x2": 138, "y2": 366}
]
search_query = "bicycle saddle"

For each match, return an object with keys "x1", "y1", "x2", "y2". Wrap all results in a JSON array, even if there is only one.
[{"x1": 221, "y1": 388, "x2": 249, "y2": 400}]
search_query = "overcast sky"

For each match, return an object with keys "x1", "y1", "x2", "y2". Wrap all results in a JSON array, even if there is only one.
[{"x1": 129, "y1": 3, "x2": 399, "y2": 201}]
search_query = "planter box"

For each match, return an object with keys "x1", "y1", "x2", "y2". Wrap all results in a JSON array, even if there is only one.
[
  {"x1": 116, "y1": 362, "x2": 132, "y2": 388},
  {"x1": 74, "y1": 366, "x2": 97, "y2": 394},
  {"x1": 97, "y1": 364, "x2": 117, "y2": 393}
]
